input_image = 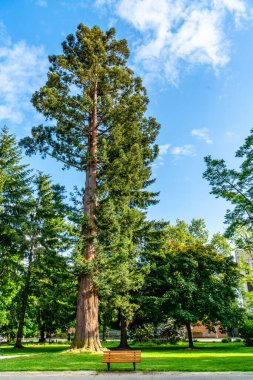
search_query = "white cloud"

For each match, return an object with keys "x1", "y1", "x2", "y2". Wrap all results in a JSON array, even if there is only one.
[
  {"x1": 170, "y1": 144, "x2": 196, "y2": 156},
  {"x1": 97, "y1": 0, "x2": 252, "y2": 83},
  {"x1": 159, "y1": 144, "x2": 170, "y2": 155},
  {"x1": 191, "y1": 128, "x2": 213, "y2": 144},
  {"x1": 0, "y1": 34, "x2": 48, "y2": 125},
  {"x1": 153, "y1": 143, "x2": 195, "y2": 167}
]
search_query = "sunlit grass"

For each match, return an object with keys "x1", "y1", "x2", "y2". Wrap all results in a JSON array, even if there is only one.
[{"x1": 0, "y1": 341, "x2": 253, "y2": 372}]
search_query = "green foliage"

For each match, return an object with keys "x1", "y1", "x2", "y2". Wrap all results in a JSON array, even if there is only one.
[
  {"x1": 0, "y1": 127, "x2": 75, "y2": 341},
  {"x1": 19, "y1": 173, "x2": 75, "y2": 339},
  {"x1": 0, "y1": 127, "x2": 33, "y2": 329},
  {"x1": 203, "y1": 129, "x2": 253, "y2": 237},
  {"x1": 239, "y1": 319, "x2": 253, "y2": 346},
  {"x1": 20, "y1": 24, "x2": 159, "y2": 176},
  {"x1": 210, "y1": 232, "x2": 232, "y2": 256},
  {"x1": 221, "y1": 337, "x2": 232, "y2": 343},
  {"x1": 157, "y1": 318, "x2": 185, "y2": 344},
  {"x1": 19, "y1": 25, "x2": 160, "y2": 348},
  {"x1": 128, "y1": 324, "x2": 154, "y2": 343},
  {"x1": 188, "y1": 218, "x2": 209, "y2": 244},
  {"x1": 140, "y1": 220, "x2": 240, "y2": 342}
]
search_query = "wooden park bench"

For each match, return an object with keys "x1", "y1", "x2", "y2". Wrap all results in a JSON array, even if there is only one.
[{"x1": 102, "y1": 350, "x2": 141, "y2": 371}]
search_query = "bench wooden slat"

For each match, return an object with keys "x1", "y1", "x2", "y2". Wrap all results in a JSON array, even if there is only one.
[{"x1": 102, "y1": 350, "x2": 141, "y2": 370}]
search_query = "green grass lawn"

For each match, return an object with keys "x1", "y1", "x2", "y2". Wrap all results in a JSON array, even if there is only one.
[{"x1": 0, "y1": 341, "x2": 253, "y2": 372}]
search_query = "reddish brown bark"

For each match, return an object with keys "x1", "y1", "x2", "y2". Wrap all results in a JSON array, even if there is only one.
[{"x1": 73, "y1": 81, "x2": 102, "y2": 351}]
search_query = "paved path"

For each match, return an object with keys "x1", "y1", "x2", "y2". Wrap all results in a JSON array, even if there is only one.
[{"x1": 0, "y1": 372, "x2": 253, "y2": 380}]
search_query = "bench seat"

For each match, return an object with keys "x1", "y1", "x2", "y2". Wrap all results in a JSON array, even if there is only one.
[{"x1": 102, "y1": 349, "x2": 141, "y2": 370}]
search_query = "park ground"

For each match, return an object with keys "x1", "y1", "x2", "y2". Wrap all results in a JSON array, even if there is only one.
[
  {"x1": 0, "y1": 341, "x2": 253, "y2": 372},
  {"x1": 1, "y1": 372, "x2": 253, "y2": 380}
]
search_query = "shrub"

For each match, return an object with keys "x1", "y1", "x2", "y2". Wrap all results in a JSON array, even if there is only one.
[
  {"x1": 239, "y1": 320, "x2": 253, "y2": 346},
  {"x1": 157, "y1": 318, "x2": 185, "y2": 344},
  {"x1": 128, "y1": 324, "x2": 154, "y2": 343},
  {"x1": 221, "y1": 337, "x2": 232, "y2": 343}
]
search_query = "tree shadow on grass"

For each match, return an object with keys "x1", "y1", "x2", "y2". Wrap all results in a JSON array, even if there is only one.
[
  {"x1": 106, "y1": 342, "x2": 248, "y2": 354},
  {"x1": 2, "y1": 344, "x2": 70, "y2": 356}
]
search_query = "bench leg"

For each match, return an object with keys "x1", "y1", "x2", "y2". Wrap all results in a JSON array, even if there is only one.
[
  {"x1": 133, "y1": 362, "x2": 136, "y2": 371},
  {"x1": 107, "y1": 363, "x2": 110, "y2": 371}
]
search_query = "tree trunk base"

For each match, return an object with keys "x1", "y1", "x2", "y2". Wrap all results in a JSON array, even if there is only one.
[
  {"x1": 13, "y1": 344, "x2": 25, "y2": 349},
  {"x1": 115, "y1": 344, "x2": 131, "y2": 350},
  {"x1": 71, "y1": 339, "x2": 103, "y2": 352},
  {"x1": 186, "y1": 322, "x2": 194, "y2": 349}
]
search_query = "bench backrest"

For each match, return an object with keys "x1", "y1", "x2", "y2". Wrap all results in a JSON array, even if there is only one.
[{"x1": 102, "y1": 350, "x2": 141, "y2": 363}]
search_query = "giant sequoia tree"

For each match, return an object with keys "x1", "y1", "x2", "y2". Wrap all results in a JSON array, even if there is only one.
[{"x1": 21, "y1": 24, "x2": 160, "y2": 351}]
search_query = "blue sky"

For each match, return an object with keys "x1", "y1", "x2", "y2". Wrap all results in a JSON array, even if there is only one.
[{"x1": 0, "y1": 0, "x2": 253, "y2": 236}]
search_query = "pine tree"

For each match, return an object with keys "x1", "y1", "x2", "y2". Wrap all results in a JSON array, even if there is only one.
[
  {"x1": 13, "y1": 173, "x2": 73, "y2": 348},
  {"x1": 20, "y1": 24, "x2": 160, "y2": 350},
  {"x1": 94, "y1": 116, "x2": 159, "y2": 348},
  {"x1": 0, "y1": 127, "x2": 33, "y2": 332}
]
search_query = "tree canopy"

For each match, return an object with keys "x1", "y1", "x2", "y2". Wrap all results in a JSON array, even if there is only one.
[{"x1": 203, "y1": 128, "x2": 253, "y2": 238}]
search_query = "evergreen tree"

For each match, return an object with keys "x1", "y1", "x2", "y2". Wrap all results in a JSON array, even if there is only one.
[
  {"x1": 13, "y1": 173, "x2": 73, "y2": 348},
  {"x1": 20, "y1": 24, "x2": 160, "y2": 350},
  {"x1": 94, "y1": 95, "x2": 159, "y2": 348},
  {"x1": 0, "y1": 127, "x2": 33, "y2": 332}
]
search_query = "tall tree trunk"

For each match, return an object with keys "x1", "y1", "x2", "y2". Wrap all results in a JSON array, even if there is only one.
[
  {"x1": 73, "y1": 81, "x2": 102, "y2": 351},
  {"x1": 14, "y1": 266, "x2": 32, "y2": 349},
  {"x1": 39, "y1": 323, "x2": 46, "y2": 343},
  {"x1": 186, "y1": 321, "x2": 194, "y2": 349},
  {"x1": 117, "y1": 310, "x2": 130, "y2": 349}
]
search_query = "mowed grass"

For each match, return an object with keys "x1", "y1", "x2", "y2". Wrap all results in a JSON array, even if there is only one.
[{"x1": 0, "y1": 341, "x2": 253, "y2": 372}]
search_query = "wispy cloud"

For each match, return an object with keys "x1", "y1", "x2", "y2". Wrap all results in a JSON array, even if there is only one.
[
  {"x1": 191, "y1": 128, "x2": 213, "y2": 144},
  {"x1": 154, "y1": 142, "x2": 195, "y2": 167},
  {"x1": 0, "y1": 25, "x2": 48, "y2": 126},
  {"x1": 170, "y1": 144, "x2": 196, "y2": 156},
  {"x1": 96, "y1": 0, "x2": 252, "y2": 83},
  {"x1": 159, "y1": 144, "x2": 171, "y2": 155}
]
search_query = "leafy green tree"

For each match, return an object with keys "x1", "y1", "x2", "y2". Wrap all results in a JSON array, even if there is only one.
[
  {"x1": 232, "y1": 226, "x2": 253, "y2": 253},
  {"x1": 144, "y1": 242, "x2": 240, "y2": 348},
  {"x1": 188, "y1": 218, "x2": 209, "y2": 244},
  {"x1": 210, "y1": 232, "x2": 232, "y2": 256},
  {"x1": 135, "y1": 220, "x2": 238, "y2": 348},
  {"x1": 203, "y1": 129, "x2": 253, "y2": 237},
  {"x1": 166, "y1": 218, "x2": 209, "y2": 246},
  {"x1": 20, "y1": 24, "x2": 160, "y2": 350}
]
